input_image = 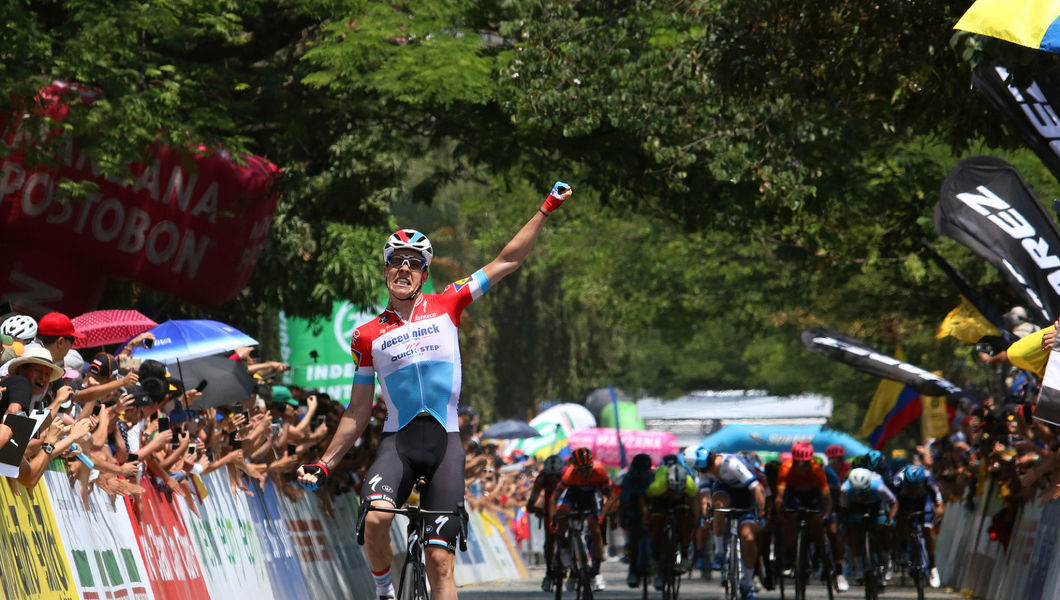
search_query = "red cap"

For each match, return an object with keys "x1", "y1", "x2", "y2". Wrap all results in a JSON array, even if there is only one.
[{"x1": 37, "y1": 312, "x2": 85, "y2": 339}]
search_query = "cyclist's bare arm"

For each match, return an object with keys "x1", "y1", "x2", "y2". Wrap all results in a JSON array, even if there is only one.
[
  {"x1": 481, "y1": 187, "x2": 572, "y2": 285},
  {"x1": 752, "y1": 484, "x2": 767, "y2": 515},
  {"x1": 298, "y1": 382, "x2": 373, "y2": 483}
]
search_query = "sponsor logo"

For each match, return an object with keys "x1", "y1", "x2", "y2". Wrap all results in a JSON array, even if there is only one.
[
  {"x1": 379, "y1": 314, "x2": 390, "y2": 324},
  {"x1": 391, "y1": 345, "x2": 441, "y2": 361},
  {"x1": 995, "y1": 65, "x2": 1060, "y2": 162},
  {"x1": 382, "y1": 485, "x2": 394, "y2": 494},
  {"x1": 380, "y1": 324, "x2": 441, "y2": 351},
  {"x1": 351, "y1": 349, "x2": 361, "y2": 369},
  {"x1": 369, "y1": 474, "x2": 382, "y2": 492},
  {"x1": 452, "y1": 276, "x2": 471, "y2": 292},
  {"x1": 434, "y1": 515, "x2": 450, "y2": 533}
]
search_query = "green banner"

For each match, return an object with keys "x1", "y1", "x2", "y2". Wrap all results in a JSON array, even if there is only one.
[{"x1": 279, "y1": 301, "x2": 376, "y2": 403}]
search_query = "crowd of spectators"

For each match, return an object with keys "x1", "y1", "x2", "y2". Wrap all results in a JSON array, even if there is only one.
[{"x1": 0, "y1": 309, "x2": 358, "y2": 516}]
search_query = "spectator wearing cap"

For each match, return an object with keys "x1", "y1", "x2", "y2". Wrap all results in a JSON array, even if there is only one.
[
  {"x1": 36, "y1": 312, "x2": 86, "y2": 364},
  {"x1": 70, "y1": 352, "x2": 139, "y2": 404}
]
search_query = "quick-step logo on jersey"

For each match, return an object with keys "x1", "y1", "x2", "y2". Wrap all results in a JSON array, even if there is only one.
[{"x1": 351, "y1": 269, "x2": 492, "y2": 432}]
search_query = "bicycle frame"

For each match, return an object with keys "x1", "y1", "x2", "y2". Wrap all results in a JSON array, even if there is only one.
[
  {"x1": 903, "y1": 510, "x2": 929, "y2": 600},
  {"x1": 356, "y1": 501, "x2": 468, "y2": 600},
  {"x1": 553, "y1": 511, "x2": 595, "y2": 600},
  {"x1": 783, "y1": 506, "x2": 832, "y2": 600},
  {"x1": 712, "y1": 507, "x2": 752, "y2": 600}
]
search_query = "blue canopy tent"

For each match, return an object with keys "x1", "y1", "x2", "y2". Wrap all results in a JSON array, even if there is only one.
[{"x1": 696, "y1": 424, "x2": 870, "y2": 457}]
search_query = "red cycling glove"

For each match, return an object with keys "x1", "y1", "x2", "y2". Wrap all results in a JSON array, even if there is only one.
[{"x1": 540, "y1": 181, "x2": 571, "y2": 214}]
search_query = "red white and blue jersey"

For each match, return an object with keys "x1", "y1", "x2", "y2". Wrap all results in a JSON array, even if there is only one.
[{"x1": 351, "y1": 269, "x2": 491, "y2": 432}]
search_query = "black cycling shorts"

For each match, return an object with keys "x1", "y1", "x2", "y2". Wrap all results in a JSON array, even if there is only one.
[{"x1": 362, "y1": 414, "x2": 465, "y2": 552}]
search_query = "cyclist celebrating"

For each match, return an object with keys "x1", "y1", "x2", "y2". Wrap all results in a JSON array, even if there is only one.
[
  {"x1": 606, "y1": 452, "x2": 655, "y2": 588},
  {"x1": 893, "y1": 464, "x2": 944, "y2": 588},
  {"x1": 839, "y1": 467, "x2": 898, "y2": 586},
  {"x1": 553, "y1": 447, "x2": 613, "y2": 592},
  {"x1": 527, "y1": 454, "x2": 567, "y2": 592},
  {"x1": 775, "y1": 442, "x2": 839, "y2": 590},
  {"x1": 298, "y1": 181, "x2": 573, "y2": 600},
  {"x1": 645, "y1": 461, "x2": 698, "y2": 590},
  {"x1": 691, "y1": 446, "x2": 767, "y2": 600}
]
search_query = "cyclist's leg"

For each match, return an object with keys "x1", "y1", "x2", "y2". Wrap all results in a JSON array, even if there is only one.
[
  {"x1": 418, "y1": 427, "x2": 465, "y2": 600},
  {"x1": 362, "y1": 433, "x2": 418, "y2": 596},
  {"x1": 738, "y1": 518, "x2": 759, "y2": 588},
  {"x1": 710, "y1": 488, "x2": 732, "y2": 564},
  {"x1": 677, "y1": 505, "x2": 694, "y2": 566}
]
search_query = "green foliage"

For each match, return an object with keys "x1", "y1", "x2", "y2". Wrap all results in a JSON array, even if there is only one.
[{"x1": 7, "y1": 0, "x2": 1060, "y2": 443}]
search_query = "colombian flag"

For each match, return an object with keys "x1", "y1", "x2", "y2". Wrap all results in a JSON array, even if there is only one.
[
  {"x1": 866, "y1": 385, "x2": 922, "y2": 450},
  {"x1": 955, "y1": 0, "x2": 1060, "y2": 54}
]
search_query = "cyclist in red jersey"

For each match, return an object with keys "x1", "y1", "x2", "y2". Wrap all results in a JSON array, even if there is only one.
[
  {"x1": 527, "y1": 454, "x2": 567, "y2": 591},
  {"x1": 298, "y1": 182, "x2": 574, "y2": 600},
  {"x1": 553, "y1": 447, "x2": 613, "y2": 591},
  {"x1": 775, "y1": 442, "x2": 835, "y2": 580},
  {"x1": 826, "y1": 444, "x2": 850, "y2": 480}
]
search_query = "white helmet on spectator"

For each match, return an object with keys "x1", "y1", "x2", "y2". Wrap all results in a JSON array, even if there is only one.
[
  {"x1": 1, "y1": 315, "x2": 37, "y2": 343},
  {"x1": 849, "y1": 468, "x2": 873, "y2": 491}
]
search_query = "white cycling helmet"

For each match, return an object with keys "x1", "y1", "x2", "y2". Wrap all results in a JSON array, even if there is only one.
[
  {"x1": 543, "y1": 454, "x2": 565, "y2": 476},
  {"x1": 849, "y1": 468, "x2": 873, "y2": 492},
  {"x1": 383, "y1": 229, "x2": 433, "y2": 268},
  {"x1": 1, "y1": 315, "x2": 37, "y2": 342},
  {"x1": 666, "y1": 466, "x2": 687, "y2": 493}
]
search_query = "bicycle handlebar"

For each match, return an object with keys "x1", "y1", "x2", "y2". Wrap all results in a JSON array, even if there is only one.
[{"x1": 356, "y1": 502, "x2": 469, "y2": 552}]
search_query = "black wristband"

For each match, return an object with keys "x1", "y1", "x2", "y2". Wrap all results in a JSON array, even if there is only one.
[{"x1": 538, "y1": 208, "x2": 551, "y2": 217}]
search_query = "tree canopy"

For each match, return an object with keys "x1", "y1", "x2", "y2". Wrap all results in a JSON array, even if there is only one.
[{"x1": 4, "y1": 0, "x2": 1059, "y2": 436}]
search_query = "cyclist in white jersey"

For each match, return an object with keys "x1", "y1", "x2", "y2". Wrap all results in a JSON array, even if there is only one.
[{"x1": 298, "y1": 182, "x2": 573, "y2": 600}]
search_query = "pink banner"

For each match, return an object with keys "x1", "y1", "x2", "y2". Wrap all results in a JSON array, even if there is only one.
[{"x1": 566, "y1": 428, "x2": 678, "y2": 467}]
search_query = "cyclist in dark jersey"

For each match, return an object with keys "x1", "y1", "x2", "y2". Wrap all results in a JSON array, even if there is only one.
[
  {"x1": 528, "y1": 454, "x2": 567, "y2": 591},
  {"x1": 297, "y1": 182, "x2": 573, "y2": 600}
]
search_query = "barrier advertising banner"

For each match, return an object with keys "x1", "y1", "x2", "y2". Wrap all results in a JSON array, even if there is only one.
[
  {"x1": 0, "y1": 476, "x2": 77, "y2": 600},
  {"x1": 42, "y1": 465, "x2": 154, "y2": 600},
  {"x1": 125, "y1": 480, "x2": 209, "y2": 600},
  {"x1": 244, "y1": 479, "x2": 311, "y2": 600},
  {"x1": 177, "y1": 473, "x2": 273, "y2": 599}
]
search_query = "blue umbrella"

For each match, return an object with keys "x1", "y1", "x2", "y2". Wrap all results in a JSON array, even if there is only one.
[{"x1": 130, "y1": 319, "x2": 258, "y2": 363}]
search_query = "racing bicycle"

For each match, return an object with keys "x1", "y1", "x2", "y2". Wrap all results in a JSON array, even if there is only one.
[{"x1": 356, "y1": 500, "x2": 468, "y2": 600}]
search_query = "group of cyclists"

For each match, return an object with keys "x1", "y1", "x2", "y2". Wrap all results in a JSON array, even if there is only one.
[
  {"x1": 525, "y1": 442, "x2": 947, "y2": 600},
  {"x1": 289, "y1": 185, "x2": 946, "y2": 600}
]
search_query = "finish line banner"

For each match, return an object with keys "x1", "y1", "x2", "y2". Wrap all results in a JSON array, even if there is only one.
[{"x1": 936, "y1": 156, "x2": 1060, "y2": 326}]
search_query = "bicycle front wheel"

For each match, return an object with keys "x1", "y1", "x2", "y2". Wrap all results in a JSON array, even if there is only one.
[
  {"x1": 727, "y1": 531, "x2": 742, "y2": 600},
  {"x1": 913, "y1": 532, "x2": 928, "y2": 600},
  {"x1": 794, "y1": 528, "x2": 807, "y2": 600},
  {"x1": 863, "y1": 534, "x2": 877, "y2": 600}
]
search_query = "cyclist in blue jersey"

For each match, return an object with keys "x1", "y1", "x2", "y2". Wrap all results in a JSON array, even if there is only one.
[
  {"x1": 298, "y1": 182, "x2": 573, "y2": 600},
  {"x1": 840, "y1": 467, "x2": 897, "y2": 586},
  {"x1": 893, "y1": 464, "x2": 945, "y2": 588}
]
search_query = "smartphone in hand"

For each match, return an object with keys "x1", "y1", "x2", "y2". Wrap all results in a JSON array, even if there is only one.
[{"x1": 157, "y1": 417, "x2": 170, "y2": 431}]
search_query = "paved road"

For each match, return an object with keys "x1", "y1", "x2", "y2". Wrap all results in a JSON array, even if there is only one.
[{"x1": 458, "y1": 557, "x2": 968, "y2": 599}]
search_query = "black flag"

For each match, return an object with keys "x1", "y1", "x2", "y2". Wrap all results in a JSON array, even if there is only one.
[
  {"x1": 936, "y1": 156, "x2": 1060, "y2": 326},
  {"x1": 800, "y1": 327, "x2": 964, "y2": 398},
  {"x1": 973, "y1": 62, "x2": 1060, "y2": 184}
]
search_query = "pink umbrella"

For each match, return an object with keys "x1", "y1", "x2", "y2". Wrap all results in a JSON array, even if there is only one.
[
  {"x1": 566, "y1": 428, "x2": 678, "y2": 468},
  {"x1": 72, "y1": 310, "x2": 158, "y2": 349}
]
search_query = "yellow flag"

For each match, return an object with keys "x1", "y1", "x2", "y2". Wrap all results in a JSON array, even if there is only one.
[
  {"x1": 921, "y1": 393, "x2": 949, "y2": 439},
  {"x1": 955, "y1": 0, "x2": 1060, "y2": 53},
  {"x1": 860, "y1": 347, "x2": 906, "y2": 437},
  {"x1": 936, "y1": 296, "x2": 1001, "y2": 344}
]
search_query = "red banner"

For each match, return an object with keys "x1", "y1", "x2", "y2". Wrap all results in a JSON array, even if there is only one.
[
  {"x1": 125, "y1": 480, "x2": 209, "y2": 600},
  {"x1": 0, "y1": 81, "x2": 280, "y2": 315}
]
